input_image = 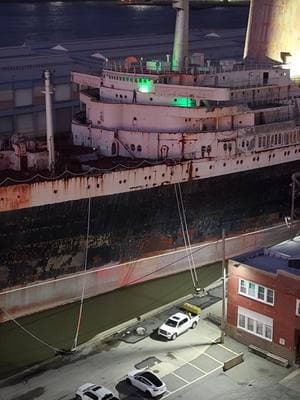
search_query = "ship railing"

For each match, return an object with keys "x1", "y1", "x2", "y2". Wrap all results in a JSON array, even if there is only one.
[{"x1": 103, "y1": 60, "x2": 284, "y2": 77}]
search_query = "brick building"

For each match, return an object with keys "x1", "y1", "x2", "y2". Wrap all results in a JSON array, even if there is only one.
[{"x1": 227, "y1": 237, "x2": 300, "y2": 364}]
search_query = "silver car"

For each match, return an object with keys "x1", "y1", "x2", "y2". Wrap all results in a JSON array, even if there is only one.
[
  {"x1": 76, "y1": 383, "x2": 119, "y2": 400},
  {"x1": 126, "y1": 369, "x2": 166, "y2": 397}
]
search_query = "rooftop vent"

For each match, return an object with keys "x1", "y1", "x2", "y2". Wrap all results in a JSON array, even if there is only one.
[{"x1": 288, "y1": 258, "x2": 300, "y2": 269}]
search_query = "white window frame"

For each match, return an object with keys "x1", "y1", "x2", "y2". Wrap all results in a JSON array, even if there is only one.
[
  {"x1": 296, "y1": 299, "x2": 300, "y2": 316},
  {"x1": 237, "y1": 306, "x2": 273, "y2": 342},
  {"x1": 238, "y1": 278, "x2": 274, "y2": 306}
]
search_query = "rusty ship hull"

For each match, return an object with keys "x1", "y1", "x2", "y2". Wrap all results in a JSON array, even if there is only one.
[{"x1": 0, "y1": 160, "x2": 299, "y2": 322}]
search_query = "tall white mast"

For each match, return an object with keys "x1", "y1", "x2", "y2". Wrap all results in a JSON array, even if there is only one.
[
  {"x1": 43, "y1": 69, "x2": 55, "y2": 172},
  {"x1": 171, "y1": 0, "x2": 189, "y2": 72}
]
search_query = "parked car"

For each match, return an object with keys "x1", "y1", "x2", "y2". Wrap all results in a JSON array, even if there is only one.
[
  {"x1": 126, "y1": 369, "x2": 166, "y2": 397},
  {"x1": 158, "y1": 312, "x2": 199, "y2": 340},
  {"x1": 76, "y1": 383, "x2": 119, "y2": 400}
]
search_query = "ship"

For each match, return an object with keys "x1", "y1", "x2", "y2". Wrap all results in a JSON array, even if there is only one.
[{"x1": 1, "y1": 0, "x2": 300, "y2": 323}]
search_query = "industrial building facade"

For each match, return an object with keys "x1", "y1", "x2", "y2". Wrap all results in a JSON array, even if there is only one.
[
  {"x1": 0, "y1": 43, "x2": 103, "y2": 142},
  {"x1": 227, "y1": 238, "x2": 300, "y2": 365}
]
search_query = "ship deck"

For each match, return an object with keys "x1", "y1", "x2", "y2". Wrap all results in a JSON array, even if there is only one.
[{"x1": 0, "y1": 139, "x2": 172, "y2": 188}]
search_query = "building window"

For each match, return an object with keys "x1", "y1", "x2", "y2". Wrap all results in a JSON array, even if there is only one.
[
  {"x1": 238, "y1": 279, "x2": 274, "y2": 305},
  {"x1": 256, "y1": 321, "x2": 263, "y2": 336},
  {"x1": 240, "y1": 279, "x2": 246, "y2": 294},
  {"x1": 296, "y1": 299, "x2": 300, "y2": 316},
  {"x1": 238, "y1": 313, "x2": 246, "y2": 328},
  {"x1": 258, "y1": 285, "x2": 265, "y2": 300},
  {"x1": 266, "y1": 289, "x2": 274, "y2": 304},
  {"x1": 248, "y1": 282, "x2": 256, "y2": 297},
  {"x1": 237, "y1": 306, "x2": 273, "y2": 342}
]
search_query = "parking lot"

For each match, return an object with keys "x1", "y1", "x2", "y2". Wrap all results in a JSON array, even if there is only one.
[{"x1": 0, "y1": 298, "x2": 300, "y2": 400}]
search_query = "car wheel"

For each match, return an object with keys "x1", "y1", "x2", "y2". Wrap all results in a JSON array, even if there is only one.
[
  {"x1": 171, "y1": 333, "x2": 177, "y2": 340},
  {"x1": 126, "y1": 378, "x2": 131, "y2": 385},
  {"x1": 145, "y1": 390, "x2": 152, "y2": 397},
  {"x1": 191, "y1": 321, "x2": 197, "y2": 329},
  {"x1": 75, "y1": 395, "x2": 82, "y2": 400}
]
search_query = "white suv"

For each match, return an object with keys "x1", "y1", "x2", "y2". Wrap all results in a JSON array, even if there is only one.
[{"x1": 76, "y1": 383, "x2": 119, "y2": 400}]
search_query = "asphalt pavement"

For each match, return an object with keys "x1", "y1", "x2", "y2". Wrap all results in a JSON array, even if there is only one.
[{"x1": 0, "y1": 284, "x2": 299, "y2": 400}]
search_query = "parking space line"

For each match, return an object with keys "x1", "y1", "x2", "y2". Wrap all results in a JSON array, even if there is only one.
[
  {"x1": 216, "y1": 343, "x2": 239, "y2": 355},
  {"x1": 202, "y1": 352, "x2": 224, "y2": 365},
  {"x1": 200, "y1": 335, "x2": 239, "y2": 356},
  {"x1": 164, "y1": 365, "x2": 223, "y2": 398},
  {"x1": 171, "y1": 371, "x2": 190, "y2": 384},
  {"x1": 173, "y1": 354, "x2": 207, "y2": 375}
]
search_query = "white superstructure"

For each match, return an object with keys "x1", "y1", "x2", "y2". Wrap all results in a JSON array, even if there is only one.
[
  {"x1": 71, "y1": 61, "x2": 300, "y2": 178},
  {"x1": 70, "y1": 0, "x2": 300, "y2": 182}
]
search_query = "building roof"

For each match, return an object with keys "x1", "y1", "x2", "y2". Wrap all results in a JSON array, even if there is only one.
[{"x1": 232, "y1": 236, "x2": 300, "y2": 277}]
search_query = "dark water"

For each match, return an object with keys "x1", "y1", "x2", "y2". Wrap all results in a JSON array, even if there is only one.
[
  {"x1": 0, "y1": 262, "x2": 221, "y2": 379},
  {"x1": 0, "y1": 1, "x2": 249, "y2": 47}
]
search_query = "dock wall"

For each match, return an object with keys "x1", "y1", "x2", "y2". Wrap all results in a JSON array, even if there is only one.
[{"x1": 0, "y1": 222, "x2": 297, "y2": 323}]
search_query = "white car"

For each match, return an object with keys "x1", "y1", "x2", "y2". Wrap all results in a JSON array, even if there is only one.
[
  {"x1": 126, "y1": 369, "x2": 166, "y2": 397},
  {"x1": 76, "y1": 383, "x2": 119, "y2": 400}
]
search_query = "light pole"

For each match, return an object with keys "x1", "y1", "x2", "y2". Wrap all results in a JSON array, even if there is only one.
[{"x1": 220, "y1": 228, "x2": 226, "y2": 344}]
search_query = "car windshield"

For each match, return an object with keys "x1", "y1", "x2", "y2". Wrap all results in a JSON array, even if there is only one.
[
  {"x1": 140, "y1": 372, "x2": 162, "y2": 387},
  {"x1": 165, "y1": 319, "x2": 177, "y2": 327},
  {"x1": 102, "y1": 395, "x2": 113, "y2": 400}
]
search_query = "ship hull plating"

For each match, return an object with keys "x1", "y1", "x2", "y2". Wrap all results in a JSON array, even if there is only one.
[{"x1": 0, "y1": 160, "x2": 299, "y2": 321}]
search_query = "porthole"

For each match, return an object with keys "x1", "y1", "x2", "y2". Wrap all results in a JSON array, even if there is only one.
[
  {"x1": 96, "y1": 184, "x2": 100, "y2": 188},
  {"x1": 150, "y1": 97, "x2": 153, "y2": 101},
  {"x1": 144, "y1": 176, "x2": 147, "y2": 180},
  {"x1": 137, "y1": 145, "x2": 142, "y2": 152},
  {"x1": 54, "y1": 190, "x2": 58, "y2": 194},
  {"x1": 123, "y1": 179, "x2": 127, "y2": 183},
  {"x1": 209, "y1": 165, "x2": 212, "y2": 169},
  {"x1": 148, "y1": 176, "x2": 151, "y2": 180},
  {"x1": 130, "y1": 144, "x2": 135, "y2": 151},
  {"x1": 87, "y1": 185, "x2": 90, "y2": 189},
  {"x1": 223, "y1": 163, "x2": 226, "y2": 167},
  {"x1": 162, "y1": 173, "x2": 165, "y2": 177},
  {"x1": 195, "y1": 168, "x2": 198, "y2": 172}
]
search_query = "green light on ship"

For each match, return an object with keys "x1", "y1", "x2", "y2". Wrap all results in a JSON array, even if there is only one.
[
  {"x1": 138, "y1": 79, "x2": 153, "y2": 93},
  {"x1": 172, "y1": 97, "x2": 196, "y2": 107}
]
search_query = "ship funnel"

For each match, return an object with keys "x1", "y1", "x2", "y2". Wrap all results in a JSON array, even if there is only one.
[
  {"x1": 244, "y1": 0, "x2": 300, "y2": 77},
  {"x1": 43, "y1": 69, "x2": 55, "y2": 172},
  {"x1": 171, "y1": 0, "x2": 189, "y2": 72}
]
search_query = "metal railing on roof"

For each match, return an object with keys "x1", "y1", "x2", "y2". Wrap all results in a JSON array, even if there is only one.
[{"x1": 102, "y1": 60, "x2": 283, "y2": 76}]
